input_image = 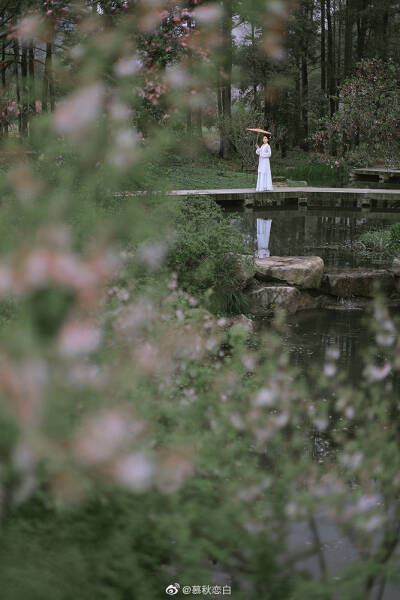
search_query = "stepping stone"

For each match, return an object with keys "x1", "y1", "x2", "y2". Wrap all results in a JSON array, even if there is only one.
[
  {"x1": 247, "y1": 284, "x2": 326, "y2": 316},
  {"x1": 255, "y1": 256, "x2": 324, "y2": 289}
]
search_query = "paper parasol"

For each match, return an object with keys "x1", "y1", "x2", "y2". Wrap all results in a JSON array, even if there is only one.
[{"x1": 247, "y1": 128, "x2": 272, "y2": 135}]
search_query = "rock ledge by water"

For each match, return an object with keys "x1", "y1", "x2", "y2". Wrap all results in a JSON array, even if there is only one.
[
  {"x1": 242, "y1": 255, "x2": 400, "y2": 315},
  {"x1": 255, "y1": 256, "x2": 324, "y2": 289},
  {"x1": 321, "y1": 269, "x2": 395, "y2": 298}
]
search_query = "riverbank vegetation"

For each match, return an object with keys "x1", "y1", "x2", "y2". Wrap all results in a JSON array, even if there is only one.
[
  {"x1": 358, "y1": 223, "x2": 400, "y2": 258},
  {"x1": 0, "y1": 2, "x2": 399, "y2": 600}
]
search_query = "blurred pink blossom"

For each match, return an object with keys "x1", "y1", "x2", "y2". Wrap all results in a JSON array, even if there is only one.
[
  {"x1": 53, "y1": 84, "x2": 105, "y2": 139},
  {"x1": 74, "y1": 410, "x2": 140, "y2": 465},
  {"x1": 58, "y1": 320, "x2": 102, "y2": 357},
  {"x1": 112, "y1": 452, "x2": 155, "y2": 490}
]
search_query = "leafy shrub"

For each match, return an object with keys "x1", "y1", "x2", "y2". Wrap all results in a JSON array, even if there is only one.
[
  {"x1": 274, "y1": 162, "x2": 347, "y2": 186},
  {"x1": 0, "y1": 480, "x2": 291, "y2": 600},
  {"x1": 312, "y1": 59, "x2": 400, "y2": 166},
  {"x1": 360, "y1": 222, "x2": 400, "y2": 256},
  {"x1": 389, "y1": 222, "x2": 400, "y2": 253},
  {"x1": 168, "y1": 197, "x2": 251, "y2": 314}
]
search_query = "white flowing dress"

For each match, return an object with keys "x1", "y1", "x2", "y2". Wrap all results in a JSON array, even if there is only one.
[{"x1": 256, "y1": 144, "x2": 273, "y2": 191}]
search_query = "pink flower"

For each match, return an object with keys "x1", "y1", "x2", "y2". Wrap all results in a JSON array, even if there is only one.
[
  {"x1": 53, "y1": 83, "x2": 105, "y2": 140},
  {"x1": 58, "y1": 320, "x2": 102, "y2": 357},
  {"x1": 112, "y1": 453, "x2": 155, "y2": 490}
]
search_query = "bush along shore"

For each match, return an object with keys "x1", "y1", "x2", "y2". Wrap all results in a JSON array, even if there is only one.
[{"x1": 355, "y1": 223, "x2": 400, "y2": 259}]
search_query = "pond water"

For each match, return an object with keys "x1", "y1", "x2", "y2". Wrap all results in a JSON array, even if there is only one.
[
  {"x1": 223, "y1": 204, "x2": 400, "y2": 593},
  {"x1": 282, "y1": 308, "x2": 371, "y2": 380},
  {"x1": 238, "y1": 204, "x2": 400, "y2": 596},
  {"x1": 282, "y1": 309, "x2": 400, "y2": 599},
  {"x1": 258, "y1": 311, "x2": 400, "y2": 599},
  {"x1": 232, "y1": 208, "x2": 400, "y2": 269},
  {"x1": 260, "y1": 307, "x2": 399, "y2": 390}
]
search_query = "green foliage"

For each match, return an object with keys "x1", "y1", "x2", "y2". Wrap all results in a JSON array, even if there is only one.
[
  {"x1": 168, "y1": 197, "x2": 250, "y2": 314},
  {"x1": 313, "y1": 59, "x2": 400, "y2": 166},
  {"x1": 390, "y1": 222, "x2": 400, "y2": 251},
  {"x1": 274, "y1": 162, "x2": 347, "y2": 186},
  {"x1": 0, "y1": 483, "x2": 291, "y2": 600},
  {"x1": 360, "y1": 222, "x2": 400, "y2": 256}
]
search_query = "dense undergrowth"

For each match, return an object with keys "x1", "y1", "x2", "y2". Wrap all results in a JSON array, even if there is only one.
[
  {"x1": 168, "y1": 197, "x2": 250, "y2": 314},
  {"x1": 359, "y1": 222, "x2": 400, "y2": 257}
]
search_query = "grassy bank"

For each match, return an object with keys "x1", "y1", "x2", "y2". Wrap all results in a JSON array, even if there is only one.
[
  {"x1": 140, "y1": 149, "x2": 347, "y2": 190},
  {"x1": 0, "y1": 148, "x2": 346, "y2": 192}
]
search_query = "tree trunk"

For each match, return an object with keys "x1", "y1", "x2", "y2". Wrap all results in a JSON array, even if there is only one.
[
  {"x1": 335, "y1": 0, "x2": 342, "y2": 111},
  {"x1": 321, "y1": 0, "x2": 326, "y2": 92},
  {"x1": 263, "y1": 65, "x2": 270, "y2": 126},
  {"x1": 20, "y1": 43, "x2": 28, "y2": 135},
  {"x1": 219, "y1": 0, "x2": 234, "y2": 159},
  {"x1": 251, "y1": 21, "x2": 258, "y2": 108},
  {"x1": 295, "y1": 58, "x2": 302, "y2": 146},
  {"x1": 1, "y1": 39, "x2": 7, "y2": 137},
  {"x1": 42, "y1": 42, "x2": 55, "y2": 112},
  {"x1": 326, "y1": 0, "x2": 336, "y2": 116},
  {"x1": 1, "y1": 39, "x2": 6, "y2": 89},
  {"x1": 48, "y1": 44, "x2": 55, "y2": 112},
  {"x1": 380, "y1": 8, "x2": 389, "y2": 60},
  {"x1": 344, "y1": 0, "x2": 354, "y2": 77},
  {"x1": 336, "y1": 0, "x2": 341, "y2": 82},
  {"x1": 13, "y1": 40, "x2": 22, "y2": 133},
  {"x1": 29, "y1": 42, "x2": 35, "y2": 115},
  {"x1": 301, "y1": 55, "x2": 308, "y2": 149},
  {"x1": 42, "y1": 44, "x2": 49, "y2": 112},
  {"x1": 356, "y1": 0, "x2": 368, "y2": 61}
]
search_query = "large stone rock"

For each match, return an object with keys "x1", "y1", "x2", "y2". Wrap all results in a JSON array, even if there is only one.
[
  {"x1": 255, "y1": 256, "x2": 324, "y2": 289},
  {"x1": 247, "y1": 283, "x2": 327, "y2": 316},
  {"x1": 321, "y1": 269, "x2": 395, "y2": 298}
]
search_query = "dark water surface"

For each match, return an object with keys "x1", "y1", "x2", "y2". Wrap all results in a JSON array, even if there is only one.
[
  {"x1": 282, "y1": 308, "x2": 373, "y2": 380},
  {"x1": 260, "y1": 307, "x2": 399, "y2": 388},
  {"x1": 259, "y1": 311, "x2": 399, "y2": 598},
  {"x1": 227, "y1": 205, "x2": 400, "y2": 594},
  {"x1": 232, "y1": 208, "x2": 400, "y2": 268}
]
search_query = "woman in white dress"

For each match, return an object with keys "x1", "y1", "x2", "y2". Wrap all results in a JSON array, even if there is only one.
[{"x1": 255, "y1": 135, "x2": 273, "y2": 191}]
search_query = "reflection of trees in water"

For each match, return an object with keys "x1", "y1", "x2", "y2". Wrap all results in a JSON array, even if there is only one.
[
  {"x1": 285, "y1": 309, "x2": 400, "y2": 400},
  {"x1": 285, "y1": 311, "x2": 365, "y2": 378},
  {"x1": 284, "y1": 312, "x2": 365, "y2": 464}
]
